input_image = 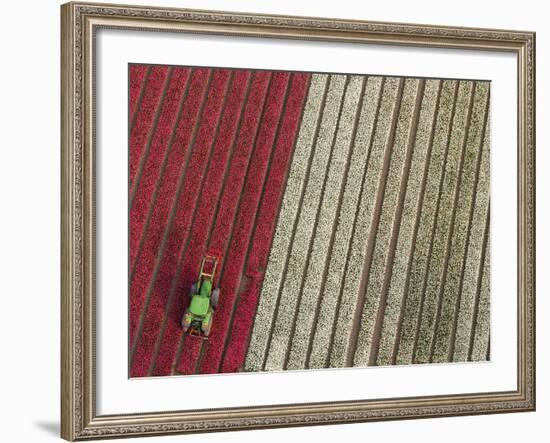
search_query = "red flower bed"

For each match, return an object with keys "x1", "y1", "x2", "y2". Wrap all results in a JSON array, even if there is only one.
[
  {"x1": 220, "y1": 73, "x2": 310, "y2": 373},
  {"x1": 151, "y1": 71, "x2": 253, "y2": 376},
  {"x1": 130, "y1": 70, "x2": 231, "y2": 377},
  {"x1": 196, "y1": 72, "x2": 291, "y2": 374},
  {"x1": 129, "y1": 64, "x2": 149, "y2": 122},
  {"x1": 129, "y1": 66, "x2": 169, "y2": 189},
  {"x1": 174, "y1": 71, "x2": 272, "y2": 375},
  {"x1": 129, "y1": 66, "x2": 310, "y2": 376},
  {"x1": 129, "y1": 69, "x2": 209, "y2": 348},
  {"x1": 129, "y1": 68, "x2": 191, "y2": 271}
]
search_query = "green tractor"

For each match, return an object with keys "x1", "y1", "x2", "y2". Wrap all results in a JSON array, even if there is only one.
[{"x1": 181, "y1": 255, "x2": 220, "y2": 338}]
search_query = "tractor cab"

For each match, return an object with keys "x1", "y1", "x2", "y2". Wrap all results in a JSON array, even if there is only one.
[{"x1": 181, "y1": 255, "x2": 220, "y2": 338}]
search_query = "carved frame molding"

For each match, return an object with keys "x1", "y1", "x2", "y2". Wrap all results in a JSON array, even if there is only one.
[{"x1": 61, "y1": 2, "x2": 535, "y2": 440}]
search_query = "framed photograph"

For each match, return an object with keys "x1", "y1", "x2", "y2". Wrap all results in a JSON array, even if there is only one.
[{"x1": 61, "y1": 1, "x2": 535, "y2": 440}]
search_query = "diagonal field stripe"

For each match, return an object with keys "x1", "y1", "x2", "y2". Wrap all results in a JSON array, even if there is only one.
[
  {"x1": 129, "y1": 69, "x2": 210, "y2": 349},
  {"x1": 413, "y1": 81, "x2": 474, "y2": 364},
  {"x1": 353, "y1": 78, "x2": 420, "y2": 367},
  {"x1": 198, "y1": 72, "x2": 292, "y2": 374},
  {"x1": 431, "y1": 82, "x2": 489, "y2": 363},
  {"x1": 262, "y1": 75, "x2": 348, "y2": 371},
  {"x1": 368, "y1": 79, "x2": 426, "y2": 366},
  {"x1": 456, "y1": 113, "x2": 491, "y2": 362},
  {"x1": 174, "y1": 72, "x2": 273, "y2": 375},
  {"x1": 287, "y1": 75, "x2": 365, "y2": 370},
  {"x1": 129, "y1": 64, "x2": 150, "y2": 128},
  {"x1": 394, "y1": 80, "x2": 458, "y2": 365},
  {"x1": 244, "y1": 74, "x2": 329, "y2": 372},
  {"x1": 148, "y1": 71, "x2": 253, "y2": 376},
  {"x1": 129, "y1": 66, "x2": 170, "y2": 190},
  {"x1": 375, "y1": 79, "x2": 441, "y2": 366},
  {"x1": 128, "y1": 67, "x2": 492, "y2": 376},
  {"x1": 130, "y1": 68, "x2": 174, "y2": 207},
  {"x1": 328, "y1": 77, "x2": 399, "y2": 368},
  {"x1": 220, "y1": 73, "x2": 311, "y2": 373},
  {"x1": 129, "y1": 68, "x2": 191, "y2": 271},
  {"x1": 130, "y1": 69, "x2": 214, "y2": 362},
  {"x1": 469, "y1": 208, "x2": 490, "y2": 361},
  {"x1": 130, "y1": 70, "x2": 232, "y2": 377},
  {"x1": 312, "y1": 76, "x2": 384, "y2": 368}
]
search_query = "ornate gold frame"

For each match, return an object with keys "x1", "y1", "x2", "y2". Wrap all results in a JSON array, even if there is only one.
[{"x1": 61, "y1": 2, "x2": 535, "y2": 440}]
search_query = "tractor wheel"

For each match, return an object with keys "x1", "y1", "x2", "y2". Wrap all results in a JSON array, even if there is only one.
[
  {"x1": 189, "y1": 283, "x2": 197, "y2": 298},
  {"x1": 211, "y1": 289, "x2": 220, "y2": 308},
  {"x1": 181, "y1": 308, "x2": 191, "y2": 332},
  {"x1": 202, "y1": 318, "x2": 212, "y2": 337}
]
